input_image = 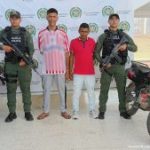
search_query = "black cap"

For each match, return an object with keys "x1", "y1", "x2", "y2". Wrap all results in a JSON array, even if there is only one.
[
  {"x1": 108, "y1": 13, "x2": 120, "y2": 20},
  {"x1": 9, "y1": 10, "x2": 21, "y2": 18}
]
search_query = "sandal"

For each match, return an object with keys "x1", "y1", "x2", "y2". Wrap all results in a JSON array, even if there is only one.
[
  {"x1": 61, "y1": 112, "x2": 71, "y2": 119},
  {"x1": 37, "y1": 112, "x2": 49, "y2": 120}
]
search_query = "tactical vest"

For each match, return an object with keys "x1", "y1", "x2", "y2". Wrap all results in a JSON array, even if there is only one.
[
  {"x1": 102, "y1": 29, "x2": 128, "y2": 65},
  {"x1": 3, "y1": 26, "x2": 28, "y2": 63}
]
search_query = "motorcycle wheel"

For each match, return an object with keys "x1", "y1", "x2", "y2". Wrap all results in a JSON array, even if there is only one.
[
  {"x1": 126, "y1": 82, "x2": 139, "y2": 116},
  {"x1": 147, "y1": 112, "x2": 150, "y2": 135}
]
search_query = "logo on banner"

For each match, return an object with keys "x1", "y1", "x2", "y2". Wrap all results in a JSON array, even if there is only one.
[
  {"x1": 102, "y1": 6, "x2": 114, "y2": 16},
  {"x1": 5, "y1": 9, "x2": 15, "y2": 20},
  {"x1": 25, "y1": 25, "x2": 36, "y2": 36},
  {"x1": 119, "y1": 21, "x2": 130, "y2": 31},
  {"x1": 58, "y1": 24, "x2": 67, "y2": 32},
  {"x1": 37, "y1": 8, "x2": 47, "y2": 19},
  {"x1": 89, "y1": 23, "x2": 99, "y2": 33},
  {"x1": 70, "y1": 7, "x2": 82, "y2": 18}
]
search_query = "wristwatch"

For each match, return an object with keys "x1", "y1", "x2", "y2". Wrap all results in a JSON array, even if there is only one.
[{"x1": 0, "y1": 42, "x2": 3, "y2": 49}]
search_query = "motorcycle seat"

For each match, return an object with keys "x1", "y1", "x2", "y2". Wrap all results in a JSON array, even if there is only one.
[{"x1": 139, "y1": 67, "x2": 150, "y2": 74}]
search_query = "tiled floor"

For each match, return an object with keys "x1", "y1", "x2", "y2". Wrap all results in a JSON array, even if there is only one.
[{"x1": 0, "y1": 89, "x2": 150, "y2": 150}]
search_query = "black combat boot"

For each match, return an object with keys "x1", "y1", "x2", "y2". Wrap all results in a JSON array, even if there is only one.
[
  {"x1": 25, "y1": 112, "x2": 34, "y2": 121},
  {"x1": 97, "y1": 112, "x2": 105, "y2": 119},
  {"x1": 120, "y1": 112, "x2": 131, "y2": 119},
  {"x1": 5, "y1": 112, "x2": 17, "y2": 123}
]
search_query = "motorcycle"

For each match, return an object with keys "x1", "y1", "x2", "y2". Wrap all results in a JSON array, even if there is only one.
[{"x1": 126, "y1": 61, "x2": 150, "y2": 135}]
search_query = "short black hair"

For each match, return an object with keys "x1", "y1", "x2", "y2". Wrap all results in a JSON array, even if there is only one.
[
  {"x1": 108, "y1": 13, "x2": 120, "y2": 20},
  {"x1": 47, "y1": 8, "x2": 58, "y2": 15},
  {"x1": 79, "y1": 23, "x2": 90, "y2": 29}
]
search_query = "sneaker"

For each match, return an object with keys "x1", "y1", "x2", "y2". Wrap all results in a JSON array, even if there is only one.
[
  {"x1": 89, "y1": 110, "x2": 97, "y2": 119},
  {"x1": 72, "y1": 111, "x2": 79, "y2": 120},
  {"x1": 25, "y1": 112, "x2": 34, "y2": 121},
  {"x1": 120, "y1": 112, "x2": 131, "y2": 119},
  {"x1": 97, "y1": 112, "x2": 105, "y2": 119},
  {"x1": 5, "y1": 112, "x2": 17, "y2": 123}
]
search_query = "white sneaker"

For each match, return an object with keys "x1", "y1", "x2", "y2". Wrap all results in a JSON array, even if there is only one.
[
  {"x1": 89, "y1": 110, "x2": 97, "y2": 119},
  {"x1": 72, "y1": 111, "x2": 79, "y2": 120}
]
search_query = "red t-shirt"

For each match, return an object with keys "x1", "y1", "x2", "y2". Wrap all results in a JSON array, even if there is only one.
[{"x1": 70, "y1": 37, "x2": 95, "y2": 75}]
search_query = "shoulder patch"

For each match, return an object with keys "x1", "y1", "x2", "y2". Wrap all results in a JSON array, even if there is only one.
[
  {"x1": 104, "y1": 29, "x2": 109, "y2": 34},
  {"x1": 118, "y1": 29, "x2": 125, "y2": 37},
  {"x1": 4, "y1": 26, "x2": 11, "y2": 32},
  {"x1": 20, "y1": 27, "x2": 26, "y2": 32},
  {"x1": 119, "y1": 29, "x2": 123, "y2": 32}
]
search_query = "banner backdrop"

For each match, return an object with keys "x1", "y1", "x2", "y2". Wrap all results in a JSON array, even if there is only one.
[{"x1": 0, "y1": 0, "x2": 133, "y2": 93}]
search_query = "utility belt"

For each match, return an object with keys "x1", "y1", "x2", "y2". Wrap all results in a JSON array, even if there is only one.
[
  {"x1": 99, "y1": 61, "x2": 124, "y2": 69},
  {"x1": 101, "y1": 54, "x2": 127, "y2": 66},
  {"x1": 109, "y1": 58, "x2": 126, "y2": 65},
  {"x1": 5, "y1": 57, "x2": 38, "y2": 68},
  {"x1": 5, "y1": 57, "x2": 21, "y2": 64},
  {"x1": 5, "y1": 52, "x2": 29, "y2": 64}
]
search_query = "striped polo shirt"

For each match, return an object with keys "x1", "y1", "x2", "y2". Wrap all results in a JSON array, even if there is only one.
[{"x1": 38, "y1": 27, "x2": 69, "y2": 75}]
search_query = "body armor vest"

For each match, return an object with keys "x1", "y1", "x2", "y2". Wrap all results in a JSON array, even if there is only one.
[
  {"x1": 102, "y1": 29, "x2": 128, "y2": 65},
  {"x1": 3, "y1": 26, "x2": 28, "y2": 63}
]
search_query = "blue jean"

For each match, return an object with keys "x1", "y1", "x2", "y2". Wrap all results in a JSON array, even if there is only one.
[{"x1": 72, "y1": 75, "x2": 96, "y2": 112}]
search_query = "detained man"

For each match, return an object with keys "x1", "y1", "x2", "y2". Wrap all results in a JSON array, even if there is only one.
[{"x1": 70, "y1": 23, "x2": 96, "y2": 119}]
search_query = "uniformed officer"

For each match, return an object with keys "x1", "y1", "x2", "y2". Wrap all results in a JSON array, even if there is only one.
[
  {"x1": 0, "y1": 10, "x2": 34, "y2": 122},
  {"x1": 94, "y1": 14, "x2": 137, "y2": 119}
]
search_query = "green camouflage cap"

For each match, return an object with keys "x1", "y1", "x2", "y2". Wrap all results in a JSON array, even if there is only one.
[{"x1": 10, "y1": 10, "x2": 21, "y2": 18}]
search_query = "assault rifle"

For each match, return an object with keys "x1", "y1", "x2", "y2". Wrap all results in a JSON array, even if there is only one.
[
  {"x1": 100, "y1": 36, "x2": 128, "y2": 72},
  {"x1": 2, "y1": 37, "x2": 41, "y2": 77}
]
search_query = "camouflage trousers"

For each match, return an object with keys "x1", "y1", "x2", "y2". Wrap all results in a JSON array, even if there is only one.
[
  {"x1": 4, "y1": 62, "x2": 32, "y2": 113},
  {"x1": 99, "y1": 64, "x2": 127, "y2": 113}
]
